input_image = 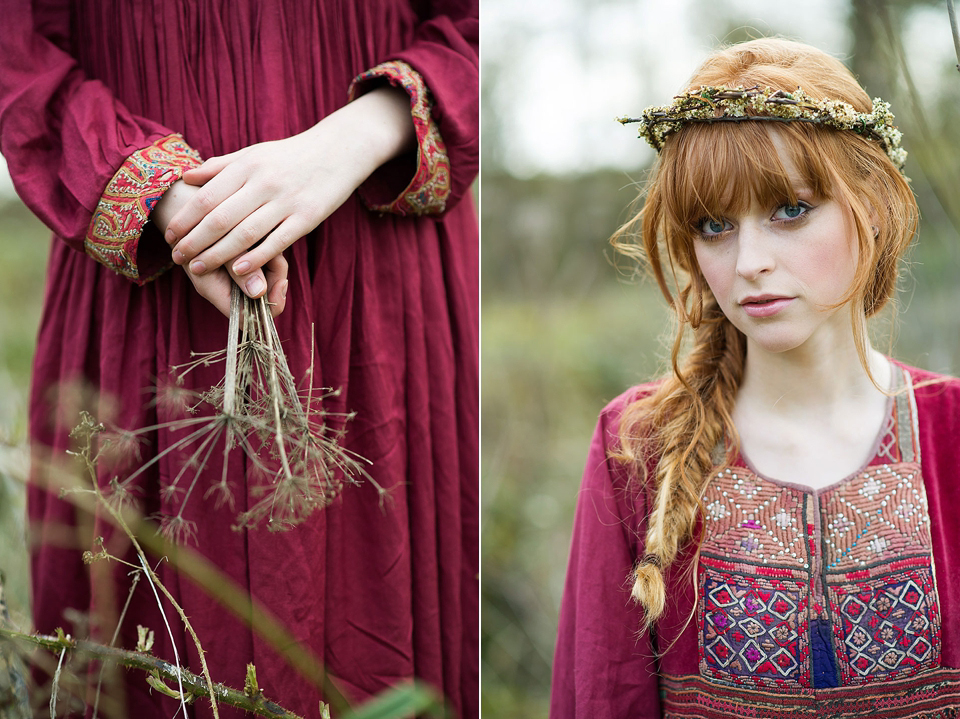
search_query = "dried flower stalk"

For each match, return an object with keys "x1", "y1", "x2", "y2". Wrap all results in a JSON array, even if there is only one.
[{"x1": 105, "y1": 284, "x2": 374, "y2": 540}]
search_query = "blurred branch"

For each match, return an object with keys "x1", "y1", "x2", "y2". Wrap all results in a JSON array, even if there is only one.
[
  {"x1": 0, "y1": 628, "x2": 304, "y2": 719},
  {"x1": 876, "y1": 3, "x2": 960, "y2": 236},
  {"x1": 31, "y1": 436, "x2": 352, "y2": 715},
  {"x1": 949, "y1": 0, "x2": 960, "y2": 72}
]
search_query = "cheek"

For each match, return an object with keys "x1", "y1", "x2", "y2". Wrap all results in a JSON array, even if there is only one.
[
  {"x1": 800, "y1": 229, "x2": 859, "y2": 301},
  {"x1": 694, "y1": 245, "x2": 734, "y2": 305}
]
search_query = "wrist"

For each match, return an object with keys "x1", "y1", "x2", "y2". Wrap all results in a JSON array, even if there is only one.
[
  {"x1": 309, "y1": 86, "x2": 416, "y2": 176},
  {"x1": 150, "y1": 180, "x2": 198, "y2": 235}
]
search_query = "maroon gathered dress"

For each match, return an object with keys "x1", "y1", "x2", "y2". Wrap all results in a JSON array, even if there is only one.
[{"x1": 0, "y1": 1, "x2": 478, "y2": 717}]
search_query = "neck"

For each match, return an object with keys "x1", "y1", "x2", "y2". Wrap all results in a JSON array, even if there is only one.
[{"x1": 738, "y1": 313, "x2": 891, "y2": 412}]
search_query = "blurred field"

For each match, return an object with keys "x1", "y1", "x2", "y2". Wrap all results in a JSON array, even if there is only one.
[{"x1": 0, "y1": 197, "x2": 51, "y2": 625}]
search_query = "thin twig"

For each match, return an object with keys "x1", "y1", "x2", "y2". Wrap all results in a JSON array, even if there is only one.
[
  {"x1": 140, "y1": 555, "x2": 190, "y2": 718},
  {"x1": 948, "y1": 0, "x2": 960, "y2": 73},
  {"x1": 73, "y1": 418, "x2": 222, "y2": 719},
  {"x1": 50, "y1": 646, "x2": 66, "y2": 718},
  {"x1": 0, "y1": 628, "x2": 304, "y2": 719},
  {"x1": 42, "y1": 438, "x2": 352, "y2": 714},
  {"x1": 259, "y1": 297, "x2": 294, "y2": 483},
  {"x1": 224, "y1": 284, "x2": 243, "y2": 417},
  {"x1": 92, "y1": 569, "x2": 142, "y2": 719}
]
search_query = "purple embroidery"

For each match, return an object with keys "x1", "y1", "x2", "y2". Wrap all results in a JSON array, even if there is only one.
[{"x1": 702, "y1": 571, "x2": 806, "y2": 684}]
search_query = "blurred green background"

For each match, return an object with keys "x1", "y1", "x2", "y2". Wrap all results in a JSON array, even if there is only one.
[
  {"x1": 0, "y1": 194, "x2": 50, "y2": 627},
  {"x1": 481, "y1": 1, "x2": 960, "y2": 716}
]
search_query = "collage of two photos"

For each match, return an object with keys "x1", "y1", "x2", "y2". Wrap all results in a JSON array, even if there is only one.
[{"x1": 0, "y1": 0, "x2": 959, "y2": 717}]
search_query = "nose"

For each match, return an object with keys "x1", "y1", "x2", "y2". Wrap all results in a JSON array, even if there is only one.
[{"x1": 735, "y1": 222, "x2": 775, "y2": 281}]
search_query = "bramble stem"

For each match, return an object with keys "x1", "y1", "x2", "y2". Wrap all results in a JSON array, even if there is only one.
[{"x1": 0, "y1": 628, "x2": 304, "y2": 719}]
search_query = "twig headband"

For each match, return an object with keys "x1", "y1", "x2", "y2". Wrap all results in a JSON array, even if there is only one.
[{"x1": 618, "y1": 85, "x2": 907, "y2": 173}]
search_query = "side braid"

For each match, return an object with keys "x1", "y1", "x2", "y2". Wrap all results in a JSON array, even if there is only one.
[{"x1": 617, "y1": 299, "x2": 746, "y2": 632}]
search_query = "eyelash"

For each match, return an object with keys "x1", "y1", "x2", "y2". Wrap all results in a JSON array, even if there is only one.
[{"x1": 695, "y1": 201, "x2": 813, "y2": 240}]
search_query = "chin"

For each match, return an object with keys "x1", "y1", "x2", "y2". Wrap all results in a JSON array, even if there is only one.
[{"x1": 737, "y1": 323, "x2": 811, "y2": 355}]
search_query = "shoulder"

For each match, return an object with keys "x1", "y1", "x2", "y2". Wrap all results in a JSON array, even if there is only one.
[
  {"x1": 591, "y1": 381, "x2": 663, "y2": 450},
  {"x1": 898, "y1": 362, "x2": 960, "y2": 421},
  {"x1": 895, "y1": 361, "x2": 960, "y2": 479},
  {"x1": 597, "y1": 380, "x2": 663, "y2": 425},
  {"x1": 587, "y1": 381, "x2": 664, "y2": 489}
]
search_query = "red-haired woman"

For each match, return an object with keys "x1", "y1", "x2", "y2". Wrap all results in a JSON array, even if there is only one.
[{"x1": 552, "y1": 38, "x2": 960, "y2": 718}]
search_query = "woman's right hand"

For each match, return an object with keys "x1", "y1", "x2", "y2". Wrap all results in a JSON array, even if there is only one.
[{"x1": 151, "y1": 180, "x2": 288, "y2": 317}]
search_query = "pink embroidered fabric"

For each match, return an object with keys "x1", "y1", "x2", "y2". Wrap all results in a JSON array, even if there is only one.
[
  {"x1": 85, "y1": 134, "x2": 201, "y2": 284},
  {"x1": 699, "y1": 369, "x2": 941, "y2": 690},
  {"x1": 551, "y1": 363, "x2": 960, "y2": 719},
  {"x1": 349, "y1": 60, "x2": 451, "y2": 215}
]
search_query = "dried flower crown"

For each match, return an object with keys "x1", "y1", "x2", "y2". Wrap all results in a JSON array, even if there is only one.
[{"x1": 618, "y1": 85, "x2": 907, "y2": 172}]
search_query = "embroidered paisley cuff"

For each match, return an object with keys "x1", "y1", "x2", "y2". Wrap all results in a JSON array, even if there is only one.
[
  {"x1": 85, "y1": 134, "x2": 202, "y2": 285},
  {"x1": 349, "y1": 60, "x2": 450, "y2": 216}
]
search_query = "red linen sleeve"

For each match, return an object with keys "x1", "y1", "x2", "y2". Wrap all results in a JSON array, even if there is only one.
[
  {"x1": 348, "y1": 0, "x2": 478, "y2": 216},
  {"x1": 0, "y1": 2, "x2": 198, "y2": 285},
  {"x1": 550, "y1": 395, "x2": 662, "y2": 719}
]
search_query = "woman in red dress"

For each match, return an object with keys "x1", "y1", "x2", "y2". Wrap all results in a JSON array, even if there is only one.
[
  {"x1": 0, "y1": 1, "x2": 478, "y2": 716},
  {"x1": 551, "y1": 38, "x2": 960, "y2": 718}
]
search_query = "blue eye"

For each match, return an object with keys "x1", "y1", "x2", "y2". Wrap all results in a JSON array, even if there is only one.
[
  {"x1": 773, "y1": 202, "x2": 811, "y2": 220},
  {"x1": 699, "y1": 217, "x2": 731, "y2": 236}
]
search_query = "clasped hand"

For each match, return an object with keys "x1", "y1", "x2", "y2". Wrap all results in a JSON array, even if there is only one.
[{"x1": 153, "y1": 86, "x2": 416, "y2": 318}]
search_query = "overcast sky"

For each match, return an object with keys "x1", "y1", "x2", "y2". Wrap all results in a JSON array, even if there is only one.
[{"x1": 482, "y1": 0, "x2": 955, "y2": 177}]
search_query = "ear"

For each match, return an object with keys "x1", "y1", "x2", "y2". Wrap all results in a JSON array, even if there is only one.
[{"x1": 862, "y1": 198, "x2": 880, "y2": 236}]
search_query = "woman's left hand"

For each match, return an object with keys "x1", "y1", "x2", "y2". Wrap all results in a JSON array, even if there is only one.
[{"x1": 165, "y1": 86, "x2": 415, "y2": 282}]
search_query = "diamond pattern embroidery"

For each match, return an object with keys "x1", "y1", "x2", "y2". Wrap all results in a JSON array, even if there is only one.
[
  {"x1": 830, "y1": 571, "x2": 939, "y2": 683},
  {"x1": 701, "y1": 568, "x2": 808, "y2": 687},
  {"x1": 696, "y1": 370, "x2": 942, "y2": 692}
]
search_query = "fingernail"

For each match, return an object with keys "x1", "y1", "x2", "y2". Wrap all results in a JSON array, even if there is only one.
[
  {"x1": 165, "y1": 230, "x2": 176, "y2": 245},
  {"x1": 233, "y1": 260, "x2": 251, "y2": 275},
  {"x1": 190, "y1": 260, "x2": 206, "y2": 274},
  {"x1": 281, "y1": 280, "x2": 288, "y2": 299},
  {"x1": 246, "y1": 276, "x2": 265, "y2": 297},
  {"x1": 173, "y1": 249, "x2": 185, "y2": 264}
]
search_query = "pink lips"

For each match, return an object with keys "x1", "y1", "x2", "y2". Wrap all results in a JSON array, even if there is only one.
[{"x1": 739, "y1": 295, "x2": 795, "y2": 318}]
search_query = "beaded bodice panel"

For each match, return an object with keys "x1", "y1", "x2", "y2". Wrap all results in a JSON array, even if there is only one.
[{"x1": 697, "y1": 368, "x2": 942, "y2": 690}]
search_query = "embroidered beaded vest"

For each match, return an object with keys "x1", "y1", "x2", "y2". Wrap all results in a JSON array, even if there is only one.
[{"x1": 698, "y1": 367, "x2": 941, "y2": 689}]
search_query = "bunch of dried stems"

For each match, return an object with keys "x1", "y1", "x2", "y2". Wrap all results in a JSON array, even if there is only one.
[{"x1": 104, "y1": 285, "x2": 377, "y2": 544}]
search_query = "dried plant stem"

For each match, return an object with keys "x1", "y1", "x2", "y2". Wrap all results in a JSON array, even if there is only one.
[
  {"x1": 92, "y1": 570, "x2": 141, "y2": 719},
  {"x1": 72, "y1": 423, "x2": 221, "y2": 719},
  {"x1": 49, "y1": 646, "x2": 66, "y2": 718},
  {"x1": 0, "y1": 629, "x2": 303, "y2": 719},
  {"x1": 139, "y1": 555, "x2": 190, "y2": 718},
  {"x1": 111, "y1": 507, "x2": 219, "y2": 718},
  {"x1": 259, "y1": 297, "x2": 294, "y2": 482},
  {"x1": 51, "y1": 439, "x2": 352, "y2": 715},
  {"x1": 224, "y1": 285, "x2": 243, "y2": 417},
  {"x1": 214, "y1": 285, "x2": 244, "y2": 504}
]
